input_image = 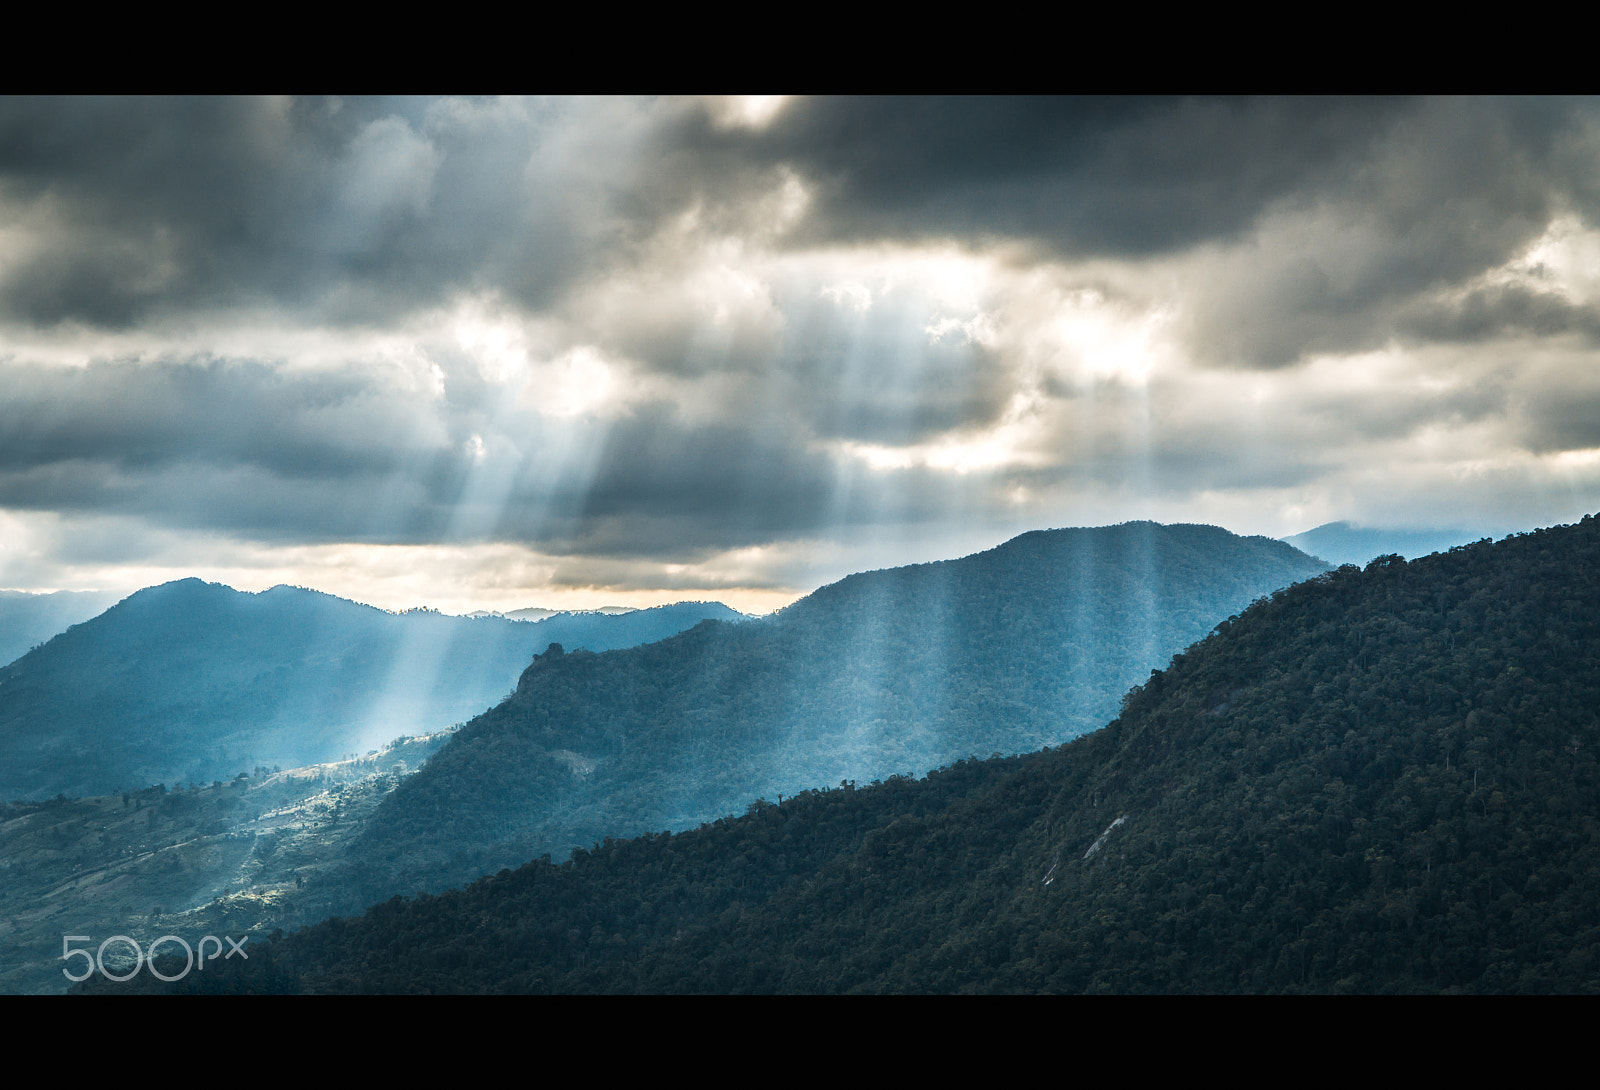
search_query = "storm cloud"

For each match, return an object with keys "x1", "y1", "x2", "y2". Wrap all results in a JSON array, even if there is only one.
[{"x1": 2, "y1": 96, "x2": 1600, "y2": 612}]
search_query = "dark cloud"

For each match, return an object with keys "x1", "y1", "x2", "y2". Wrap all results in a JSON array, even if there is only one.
[
  {"x1": 576, "y1": 409, "x2": 824, "y2": 521},
  {"x1": 0, "y1": 356, "x2": 455, "y2": 540},
  {"x1": 0, "y1": 357, "x2": 438, "y2": 479},
  {"x1": 509, "y1": 408, "x2": 958, "y2": 558},
  {"x1": 1515, "y1": 389, "x2": 1600, "y2": 454},
  {"x1": 0, "y1": 97, "x2": 371, "y2": 324},
  {"x1": 1165, "y1": 98, "x2": 1599, "y2": 367},
  {"x1": 0, "y1": 97, "x2": 628, "y2": 326},
  {"x1": 1398, "y1": 283, "x2": 1600, "y2": 344},
  {"x1": 677, "y1": 97, "x2": 1415, "y2": 256}
]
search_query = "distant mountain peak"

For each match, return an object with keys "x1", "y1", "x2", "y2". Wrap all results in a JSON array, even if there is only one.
[{"x1": 1281, "y1": 521, "x2": 1496, "y2": 567}]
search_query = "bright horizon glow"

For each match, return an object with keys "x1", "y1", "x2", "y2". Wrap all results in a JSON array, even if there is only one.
[{"x1": 0, "y1": 544, "x2": 810, "y2": 617}]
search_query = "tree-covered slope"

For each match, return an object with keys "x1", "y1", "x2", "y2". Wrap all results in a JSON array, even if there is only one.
[
  {"x1": 346, "y1": 522, "x2": 1327, "y2": 900},
  {"x1": 176, "y1": 515, "x2": 1600, "y2": 994},
  {"x1": 0, "y1": 582, "x2": 736, "y2": 800}
]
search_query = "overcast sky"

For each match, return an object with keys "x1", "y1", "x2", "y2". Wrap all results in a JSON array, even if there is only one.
[{"x1": 3, "y1": 96, "x2": 1599, "y2": 613}]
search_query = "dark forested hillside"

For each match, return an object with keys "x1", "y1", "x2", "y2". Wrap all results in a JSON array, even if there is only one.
[
  {"x1": 168, "y1": 515, "x2": 1600, "y2": 994},
  {"x1": 344, "y1": 522, "x2": 1326, "y2": 902},
  {"x1": 0, "y1": 583, "x2": 737, "y2": 800}
]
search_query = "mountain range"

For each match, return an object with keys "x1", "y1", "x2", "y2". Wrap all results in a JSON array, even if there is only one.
[
  {"x1": 0, "y1": 584, "x2": 741, "y2": 800},
  {"x1": 8, "y1": 520, "x2": 1326, "y2": 991},
  {"x1": 338, "y1": 521, "x2": 1328, "y2": 902},
  {"x1": 164, "y1": 516, "x2": 1600, "y2": 993}
]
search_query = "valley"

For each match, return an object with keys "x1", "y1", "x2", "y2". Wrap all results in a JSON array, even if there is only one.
[{"x1": 0, "y1": 732, "x2": 449, "y2": 994}]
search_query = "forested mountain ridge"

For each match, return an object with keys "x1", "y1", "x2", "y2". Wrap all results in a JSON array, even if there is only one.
[
  {"x1": 0, "y1": 582, "x2": 738, "y2": 801},
  {"x1": 342, "y1": 522, "x2": 1328, "y2": 902},
  {"x1": 160, "y1": 514, "x2": 1600, "y2": 993}
]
